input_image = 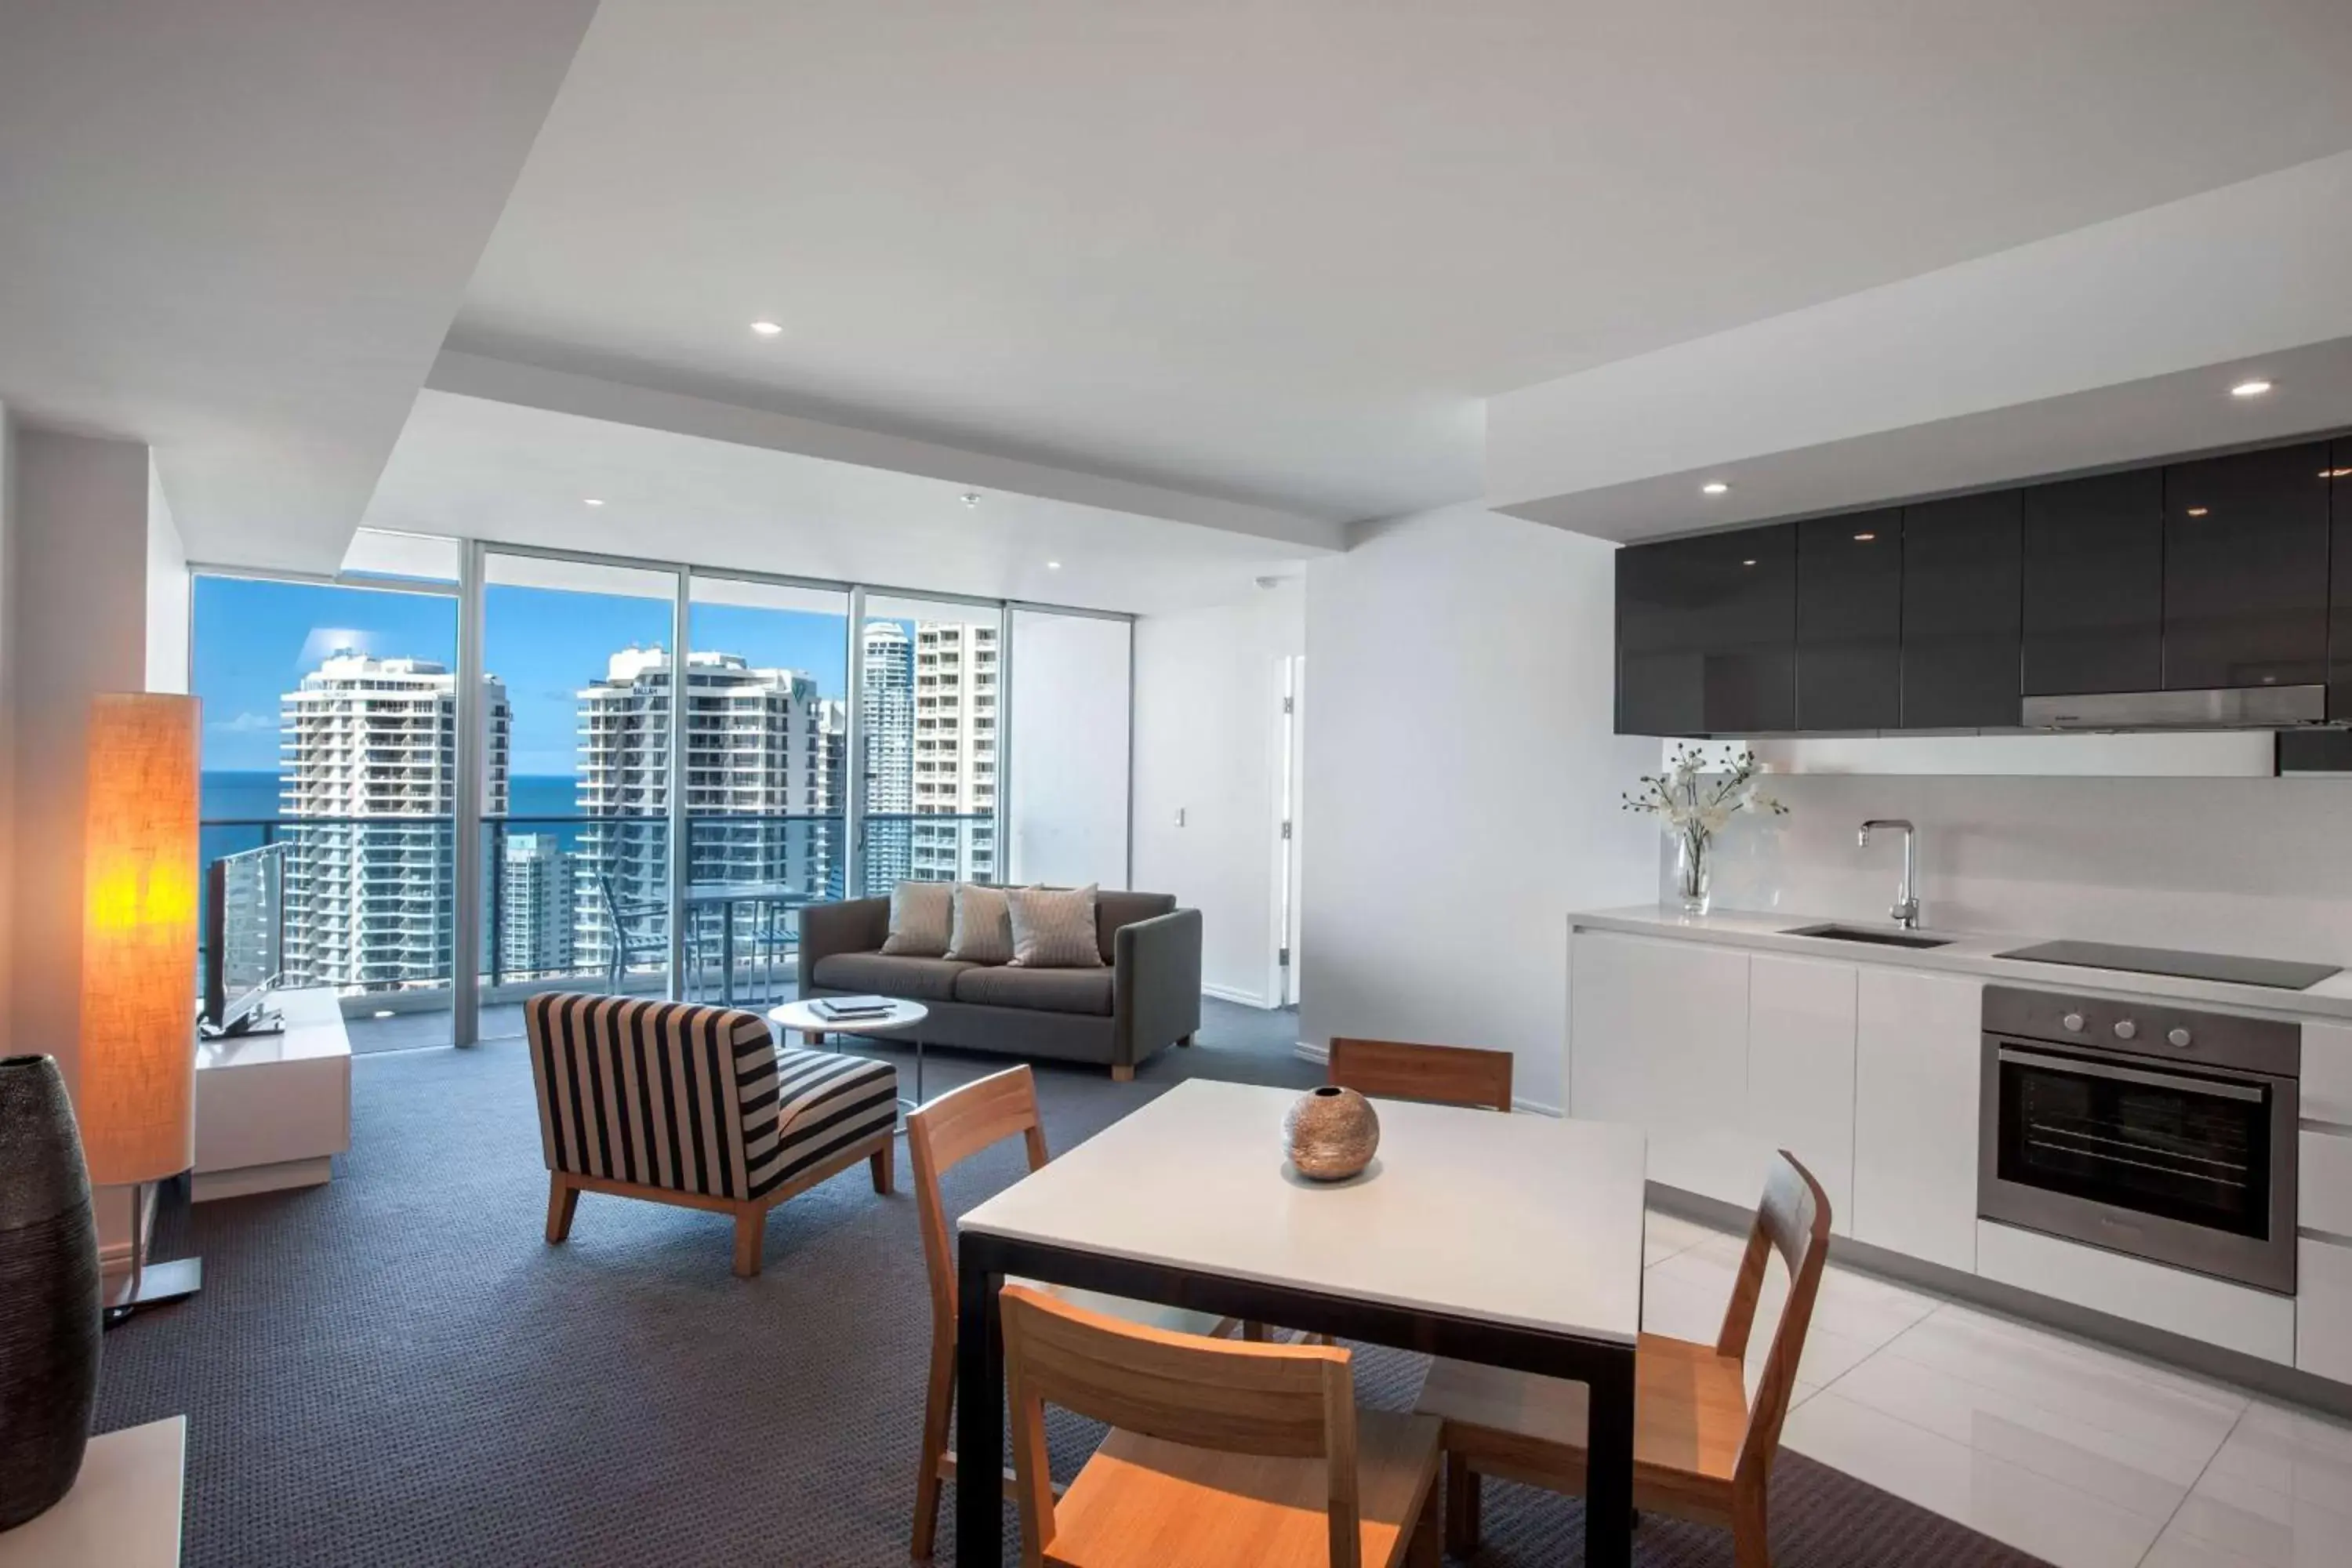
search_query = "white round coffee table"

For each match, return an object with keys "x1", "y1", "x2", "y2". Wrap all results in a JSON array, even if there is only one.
[{"x1": 769, "y1": 999, "x2": 931, "y2": 1125}]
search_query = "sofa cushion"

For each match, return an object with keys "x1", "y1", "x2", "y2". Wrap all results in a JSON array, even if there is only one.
[
  {"x1": 811, "y1": 951, "x2": 976, "y2": 1003},
  {"x1": 1092, "y1": 890, "x2": 1179, "y2": 963},
  {"x1": 953, "y1": 964, "x2": 1116, "y2": 1016},
  {"x1": 879, "y1": 880, "x2": 953, "y2": 957},
  {"x1": 1008, "y1": 884, "x2": 1105, "y2": 969},
  {"x1": 946, "y1": 882, "x2": 1014, "y2": 964}
]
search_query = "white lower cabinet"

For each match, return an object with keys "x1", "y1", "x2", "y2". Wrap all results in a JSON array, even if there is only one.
[
  {"x1": 1979, "y1": 1220, "x2": 2296, "y2": 1363},
  {"x1": 1569, "y1": 930, "x2": 1752, "y2": 1206},
  {"x1": 1744, "y1": 954, "x2": 1858, "y2": 1231},
  {"x1": 1852, "y1": 967, "x2": 1983, "y2": 1273},
  {"x1": 2299, "y1": 1237, "x2": 2352, "y2": 1382}
]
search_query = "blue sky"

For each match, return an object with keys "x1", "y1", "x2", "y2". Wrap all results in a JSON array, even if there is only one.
[{"x1": 194, "y1": 577, "x2": 852, "y2": 777}]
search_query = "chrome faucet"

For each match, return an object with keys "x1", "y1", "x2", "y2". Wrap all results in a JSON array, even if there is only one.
[{"x1": 1858, "y1": 818, "x2": 1920, "y2": 929}]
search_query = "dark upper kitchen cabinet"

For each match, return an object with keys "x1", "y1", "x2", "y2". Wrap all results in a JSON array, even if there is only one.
[
  {"x1": 2020, "y1": 469, "x2": 2165, "y2": 696},
  {"x1": 2163, "y1": 442, "x2": 2331, "y2": 691},
  {"x1": 2332, "y1": 441, "x2": 2352, "y2": 720},
  {"x1": 1616, "y1": 524, "x2": 1795, "y2": 735},
  {"x1": 1900, "y1": 491, "x2": 2022, "y2": 728},
  {"x1": 1795, "y1": 510, "x2": 1901, "y2": 730}
]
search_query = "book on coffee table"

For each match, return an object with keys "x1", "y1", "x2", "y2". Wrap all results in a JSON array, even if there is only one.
[{"x1": 811, "y1": 996, "x2": 897, "y2": 1021}]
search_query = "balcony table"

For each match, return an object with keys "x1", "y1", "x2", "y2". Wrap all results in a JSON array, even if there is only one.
[
  {"x1": 953, "y1": 1079, "x2": 1647, "y2": 1566},
  {"x1": 682, "y1": 880, "x2": 811, "y2": 1004}
]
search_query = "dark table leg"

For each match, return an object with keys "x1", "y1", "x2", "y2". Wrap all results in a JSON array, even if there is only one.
[
  {"x1": 1582, "y1": 1343, "x2": 1637, "y2": 1565},
  {"x1": 955, "y1": 1234, "x2": 1007, "y2": 1566}
]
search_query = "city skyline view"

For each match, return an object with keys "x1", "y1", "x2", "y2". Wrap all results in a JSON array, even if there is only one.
[
  {"x1": 193, "y1": 572, "x2": 1003, "y2": 993},
  {"x1": 194, "y1": 575, "x2": 854, "y2": 781}
]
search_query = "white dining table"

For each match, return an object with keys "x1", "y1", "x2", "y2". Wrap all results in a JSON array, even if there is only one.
[{"x1": 953, "y1": 1078, "x2": 1649, "y2": 1566}]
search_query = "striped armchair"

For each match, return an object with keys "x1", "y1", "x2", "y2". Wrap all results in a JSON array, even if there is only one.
[{"x1": 527, "y1": 993, "x2": 900, "y2": 1277}]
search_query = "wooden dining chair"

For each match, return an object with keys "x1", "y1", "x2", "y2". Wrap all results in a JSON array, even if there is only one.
[
  {"x1": 1327, "y1": 1036, "x2": 1514, "y2": 1112},
  {"x1": 1414, "y1": 1150, "x2": 1831, "y2": 1568},
  {"x1": 905, "y1": 1066, "x2": 1240, "y2": 1560},
  {"x1": 1000, "y1": 1283, "x2": 1443, "y2": 1568}
]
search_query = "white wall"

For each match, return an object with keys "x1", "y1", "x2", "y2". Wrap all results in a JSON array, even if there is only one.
[
  {"x1": 144, "y1": 456, "x2": 189, "y2": 694},
  {"x1": 5, "y1": 426, "x2": 170, "y2": 1275},
  {"x1": 1699, "y1": 771, "x2": 2352, "y2": 966},
  {"x1": 1298, "y1": 506, "x2": 1657, "y2": 1112},
  {"x1": 7, "y1": 429, "x2": 156, "y2": 1097},
  {"x1": 1133, "y1": 581, "x2": 1303, "y2": 1007},
  {"x1": 1007, "y1": 610, "x2": 1131, "y2": 890}
]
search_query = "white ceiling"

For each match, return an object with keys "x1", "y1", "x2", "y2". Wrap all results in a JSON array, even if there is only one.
[
  {"x1": 451, "y1": 0, "x2": 2352, "y2": 527},
  {"x1": 0, "y1": 1, "x2": 597, "y2": 571},
  {"x1": 363, "y1": 390, "x2": 1317, "y2": 615}
]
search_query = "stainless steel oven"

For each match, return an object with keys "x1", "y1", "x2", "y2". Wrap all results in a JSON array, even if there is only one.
[{"x1": 1979, "y1": 985, "x2": 2299, "y2": 1294}]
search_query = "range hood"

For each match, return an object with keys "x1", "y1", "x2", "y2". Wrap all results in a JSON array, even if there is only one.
[{"x1": 2020, "y1": 684, "x2": 2328, "y2": 731}]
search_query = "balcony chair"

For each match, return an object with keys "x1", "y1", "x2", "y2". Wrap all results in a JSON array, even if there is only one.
[{"x1": 597, "y1": 873, "x2": 670, "y2": 996}]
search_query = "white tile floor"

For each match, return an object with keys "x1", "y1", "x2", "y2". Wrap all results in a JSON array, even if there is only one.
[{"x1": 1639, "y1": 1210, "x2": 2352, "y2": 1568}]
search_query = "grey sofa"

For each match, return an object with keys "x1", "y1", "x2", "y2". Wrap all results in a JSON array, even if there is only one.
[{"x1": 795, "y1": 891, "x2": 1202, "y2": 1080}]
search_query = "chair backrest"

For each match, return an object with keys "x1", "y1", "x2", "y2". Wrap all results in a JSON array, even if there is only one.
[
  {"x1": 524, "y1": 993, "x2": 782, "y2": 1199},
  {"x1": 1711, "y1": 1150, "x2": 1832, "y2": 1498},
  {"x1": 1327, "y1": 1036, "x2": 1514, "y2": 1112},
  {"x1": 905, "y1": 1066, "x2": 1051, "y2": 1347},
  {"x1": 998, "y1": 1282, "x2": 1363, "y2": 1568}
]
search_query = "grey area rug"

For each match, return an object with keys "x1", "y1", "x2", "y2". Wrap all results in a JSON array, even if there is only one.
[{"x1": 96, "y1": 1001, "x2": 2052, "y2": 1566}]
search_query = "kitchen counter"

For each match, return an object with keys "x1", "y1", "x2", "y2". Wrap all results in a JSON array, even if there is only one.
[{"x1": 1571, "y1": 905, "x2": 2352, "y2": 1025}]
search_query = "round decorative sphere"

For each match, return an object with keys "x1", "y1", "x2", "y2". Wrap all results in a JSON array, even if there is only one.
[{"x1": 1284, "y1": 1085, "x2": 1380, "y2": 1181}]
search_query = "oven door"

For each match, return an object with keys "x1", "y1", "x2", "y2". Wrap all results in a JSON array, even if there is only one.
[{"x1": 1978, "y1": 1036, "x2": 2298, "y2": 1294}]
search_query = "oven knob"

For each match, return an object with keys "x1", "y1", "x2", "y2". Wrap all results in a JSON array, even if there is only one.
[
  {"x1": 2114, "y1": 1019, "x2": 2138, "y2": 1041},
  {"x1": 2169, "y1": 1027, "x2": 2192, "y2": 1048},
  {"x1": 2062, "y1": 1012, "x2": 2085, "y2": 1033}
]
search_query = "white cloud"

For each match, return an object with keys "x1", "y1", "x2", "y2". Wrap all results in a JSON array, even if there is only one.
[{"x1": 208, "y1": 710, "x2": 278, "y2": 735}]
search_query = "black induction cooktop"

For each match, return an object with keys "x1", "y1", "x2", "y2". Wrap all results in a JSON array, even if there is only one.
[{"x1": 1994, "y1": 938, "x2": 2341, "y2": 991}]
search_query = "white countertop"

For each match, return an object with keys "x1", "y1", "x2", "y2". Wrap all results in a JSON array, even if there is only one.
[
  {"x1": 1572, "y1": 905, "x2": 2352, "y2": 1025},
  {"x1": 0, "y1": 1417, "x2": 184, "y2": 1567},
  {"x1": 963, "y1": 1078, "x2": 1650, "y2": 1344}
]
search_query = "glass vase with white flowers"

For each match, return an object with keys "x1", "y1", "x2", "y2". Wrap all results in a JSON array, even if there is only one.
[{"x1": 1621, "y1": 745, "x2": 1787, "y2": 915}]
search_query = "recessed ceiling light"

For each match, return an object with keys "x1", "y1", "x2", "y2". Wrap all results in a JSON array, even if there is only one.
[
  {"x1": 1045, "y1": 561, "x2": 1062, "y2": 571},
  {"x1": 2186, "y1": 507, "x2": 2209, "y2": 517},
  {"x1": 583, "y1": 497, "x2": 604, "y2": 507},
  {"x1": 960, "y1": 492, "x2": 982, "y2": 508},
  {"x1": 2230, "y1": 379, "x2": 2272, "y2": 397},
  {"x1": 1701, "y1": 481, "x2": 1730, "y2": 495},
  {"x1": 1740, "y1": 558, "x2": 1758, "y2": 568},
  {"x1": 1852, "y1": 532, "x2": 1876, "y2": 542},
  {"x1": 750, "y1": 320, "x2": 784, "y2": 336}
]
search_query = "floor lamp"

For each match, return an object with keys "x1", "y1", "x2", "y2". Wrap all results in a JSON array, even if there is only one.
[{"x1": 78, "y1": 692, "x2": 204, "y2": 1322}]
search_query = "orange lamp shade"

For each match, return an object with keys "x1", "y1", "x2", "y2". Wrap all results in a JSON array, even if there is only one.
[{"x1": 78, "y1": 692, "x2": 201, "y2": 1189}]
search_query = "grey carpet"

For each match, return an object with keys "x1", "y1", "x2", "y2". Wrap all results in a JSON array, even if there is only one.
[{"x1": 95, "y1": 1000, "x2": 2050, "y2": 1566}]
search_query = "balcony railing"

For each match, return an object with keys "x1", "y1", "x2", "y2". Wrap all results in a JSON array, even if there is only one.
[{"x1": 199, "y1": 809, "x2": 989, "y2": 1018}]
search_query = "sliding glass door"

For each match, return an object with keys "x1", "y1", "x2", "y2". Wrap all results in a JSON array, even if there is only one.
[
  {"x1": 857, "y1": 594, "x2": 1004, "y2": 896},
  {"x1": 479, "y1": 551, "x2": 683, "y2": 1037},
  {"x1": 681, "y1": 574, "x2": 851, "y2": 1005},
  {"x1": 191, "y1": 568, "x2": 462, "y2": 1051}
]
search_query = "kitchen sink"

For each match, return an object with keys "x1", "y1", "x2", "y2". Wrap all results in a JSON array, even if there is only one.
[{"x1": 1780, "y1": 922, "x2": 1953, "y2": 950}]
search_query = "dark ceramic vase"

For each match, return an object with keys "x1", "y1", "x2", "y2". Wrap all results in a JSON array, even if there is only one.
[{"x1": 0, "y1": 1054, "x2": 100, "y2": 1531}]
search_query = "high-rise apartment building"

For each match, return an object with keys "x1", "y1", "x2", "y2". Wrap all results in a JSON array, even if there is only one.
[
  {"x1": 815, "y1": 696, "x2": 848, "y2": 898},
  {"x1": 913, "y1": 622, "x2": 998, "y2": 883},
  {"x1": 279, "y1": 653, "x2": 510, "y2": 989},
  {"x1": 497, "y1": 833, "x2": 575, "y2": 979},
  {"x1": 859, "y1": 621, "x2": 914, "y2": 889},
  {"x1": 574, "y1": 648, "x2": 822, "y2": 972}
]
